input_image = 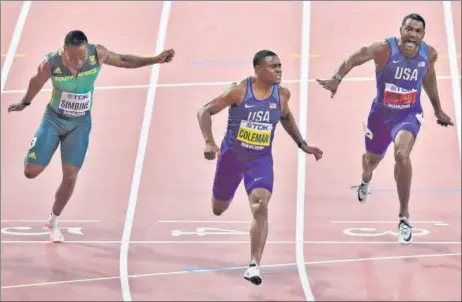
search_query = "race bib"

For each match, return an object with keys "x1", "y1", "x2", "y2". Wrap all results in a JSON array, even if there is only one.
[
  {"x1": 58, "y1": 92, "x2": 92, "y2": 117},
  {"x1": 237, "y1": 120, "x2": 272, "y2": 147},
  {"x1": 383, "y1": 83, "x2": 417, "y2": 109}
]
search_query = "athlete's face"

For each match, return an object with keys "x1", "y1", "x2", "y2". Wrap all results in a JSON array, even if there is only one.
[
  {"x1": 399, "y1": 19, "x2": 425, "y2": 53},
  {"x1": 63, "y1": 44, "x2": 88, "y2": 72},
  {"x1": 256, "y1": 56, "x2": 282, "y2": 85}
]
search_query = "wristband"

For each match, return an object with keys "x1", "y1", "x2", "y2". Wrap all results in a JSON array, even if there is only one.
[
  {"x1": 297, "y1": 140, "x2": 307, "y2": 148},
  {"x1": 332, "y1": 74, "x2": 342, "y2": 81},
  {"x1": 21, "y1": 97, "x2": 31, "y2": 106}
]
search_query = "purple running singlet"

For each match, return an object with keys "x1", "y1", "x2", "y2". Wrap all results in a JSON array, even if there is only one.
[
  {"x1": 212, "y1": 77, "x2": 281, "y2": 202},
  {"x1": 365, "y1": 37, "x2": 428, "y2": 155}
]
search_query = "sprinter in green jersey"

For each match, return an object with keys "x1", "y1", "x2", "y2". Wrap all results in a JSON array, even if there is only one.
[{"x1": 7, "y1": 30, "x2": 175, "y2": 242}]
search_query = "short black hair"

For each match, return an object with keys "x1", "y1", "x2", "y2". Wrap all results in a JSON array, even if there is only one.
[
  {"x1": 64, "y1": 30, "x2": 88, "y2": 46},
  {"x1": 253, "y1": 49, "x2": 278, "y2": 67},
  {"x1": 402, "y1": 13, "x2": 426, "y2": 30}
]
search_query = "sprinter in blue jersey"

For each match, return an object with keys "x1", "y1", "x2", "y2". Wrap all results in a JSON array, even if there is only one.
[
  {"x1": 197, "y1": 50, "x2": 323, "y2": 285},
  {"x1": 316, "y1": 14, "x2": 454, "y2": 245}
]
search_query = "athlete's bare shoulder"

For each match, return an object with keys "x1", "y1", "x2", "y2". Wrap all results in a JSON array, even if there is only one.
[
  {"x1": 278, "y1": 85, "x2": 291, "y2": 117},
  {"x1": 34, "y1": 57, "x2": 52, "y2": 82},
  {"x1": 369, "y1": 40, "x2": 391, "y2": 70},
  {"x1": 38, "y1": 57, "x2": 51, "y2": 72},
  {"x1": 344, "y1": 40, "x2": 390, "y2": 71},
  {"x1": 423, "y1": 44, "x2": 439, "y2": 77},
  {"x1": 426, "y1": 44, "x2": 438, "y2": 62},
  {"x1": 225, "y1": 77, "x2": 248, "y2": 105},
  {"x1": 95, "y1": 44, "x2": 112, "y2": 65},
  {"x1": 230, "y1": 78, "x2": 247, "y2": 89},
  {"x1": 368, "y1": 40, "x2": 390, "y2": 57},
  {"x1": 198, "y1": 78, "x2": 247, "y2": 116},
  {"x1": 278, "y1": 85, "x2": 291, "y2": 103},
  {"x1": 95, "y1": 44, "x2": 127, "y2": 67},
  {"x1": 370, "y1": 40, "x2": 390, "y2": 52}
]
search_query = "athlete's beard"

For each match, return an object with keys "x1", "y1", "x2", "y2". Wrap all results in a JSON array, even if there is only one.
[{"x1": 400, "y1": 38, "x2": 420, "y2": 55}]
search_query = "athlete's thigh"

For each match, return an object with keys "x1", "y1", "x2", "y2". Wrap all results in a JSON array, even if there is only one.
[
  {"x1": 243, "y1": 154, "x2": 274, "y2": 196},
  {"x1": 60, "y1": 116, "x2": 92, "y2": 170},
  {"x1": 26, "y1": 113, "x2": 61, "y2": 168},
  {"x1": 391, "y1": 112, "x2": 423, "y2": 143},
  {"x1": 364, "y1": 110, "x2": 393, "y2": 155},
  {"x1": 391, "y1": 112, "x2": 423, "y2": 155},
  {"x1": 212, "y1": 149, "x2": 244, "y2": 202}
]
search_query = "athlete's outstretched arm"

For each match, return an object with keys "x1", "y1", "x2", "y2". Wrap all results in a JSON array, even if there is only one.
[
  {"x1": 422, "y1": 46, "x2": 454, "y2": 126},
  {"x1": 331, "y1": 41, "x2": 386, "y2": 79},
  {"x1": 316, "y1": 41, "x2": 388, "y2": 98},
  {"x1": 96, "y1": 45, "x2": 174, "y2": 69},
  {"x1": 197, "y1": 82, "x2": 243, "y2": 145},
  {"x1": 8, "y1": 59, "x2": 51, "y2": 112},
  {"x1": 279, "y1": 87, "x2": 323, "y2": 160}
]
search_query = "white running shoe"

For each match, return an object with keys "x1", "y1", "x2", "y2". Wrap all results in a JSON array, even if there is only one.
[
  {"x1": 45, "y1": 215, "x2": 64, "y2": 243},
  {"x1": 398, "y1": 217, "x2": 413, "y2": 245},
  {"x1": 355, "y1": 180, "x2": 372, "y2": 204},
  {"x1": 244, "y1": 263, "x2": 262, "y2": 285}
]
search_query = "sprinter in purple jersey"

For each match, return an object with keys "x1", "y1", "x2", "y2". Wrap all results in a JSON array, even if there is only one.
[
  {"x1": 197, "y1": 50, "x2": 323, "y2": 285},
  {"x1": 316, "y1": 14, "x2": 454, "y2": 245}
]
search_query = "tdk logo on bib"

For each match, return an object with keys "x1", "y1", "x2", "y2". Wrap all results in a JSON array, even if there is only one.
[{"x1": 67, "y1": 94, "x2": 89, "y2": 101}]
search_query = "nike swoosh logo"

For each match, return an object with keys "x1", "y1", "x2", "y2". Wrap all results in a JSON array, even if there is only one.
[
  {"x1": 393, "y1": 60, "x2": 401, "y2": 63},
  {"x1": 245, "y1": 104, "x2": 256, "y2": 108}
]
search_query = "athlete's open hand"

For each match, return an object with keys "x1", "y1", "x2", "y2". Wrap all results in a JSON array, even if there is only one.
[
  {"x1": 301, "y1": 144, "x2": 323, "y2": 161},
  {"x1": 435, "y1": 109, "x2": 454, "y2": 127},
  {"x1": 316, "y1": 78, "x2": 340, "y2": 98},
  {"x1": 204, "y1": 141, "x2": 220, "y2": 160},
  {"x1": 156, "y1": 49, "x2": 175, "y2": 64},
  {"x1": 7, "y1": 102, "x2": 28, "y2": 112}
]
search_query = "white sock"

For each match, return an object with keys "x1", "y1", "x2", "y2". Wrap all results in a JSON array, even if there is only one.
[{"x1": 48, "y1": 212, "x2": 59, "y2": 227}]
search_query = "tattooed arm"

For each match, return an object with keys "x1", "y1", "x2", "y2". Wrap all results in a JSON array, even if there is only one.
[
  {"x1": 316, "y1": 41, "x2": 389, "y2": 98},
  {"x1": 96, "y1": 44, "x2": 175, "y2": 69}
]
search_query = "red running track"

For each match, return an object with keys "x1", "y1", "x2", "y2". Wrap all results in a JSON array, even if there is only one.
[{"x1": 1, "y1": 1, "x2": 460, "y2": 301}]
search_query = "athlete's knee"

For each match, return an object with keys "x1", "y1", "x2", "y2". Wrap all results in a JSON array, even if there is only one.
[
  {"x1": 363, "y1": 152, "x2": 383, "y2": 167},
  {"x1": 250, "y1": 199, "x2": 269, "y2": 218},
  {"x1": 249, "y1": 189, "x2": 271, "y2": 217},
  {"x1": 24, "y1": 171, "x2": 36, "y2": 179},
  {"x1": 394, "y1": 147, "x2": 411, "y2": 164},
  {"x1": 211, "y1": 197, "x2": 230, "y2": 216},
  {"x1": 393, "y1": 131, "x2": 414, "y2": 164},
  {"x1": 24, "y1": 164, "x2": 45, "y2": 179},
  {"x1": 62, "y1": 164, "x2": 79, "y2": 184}
]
